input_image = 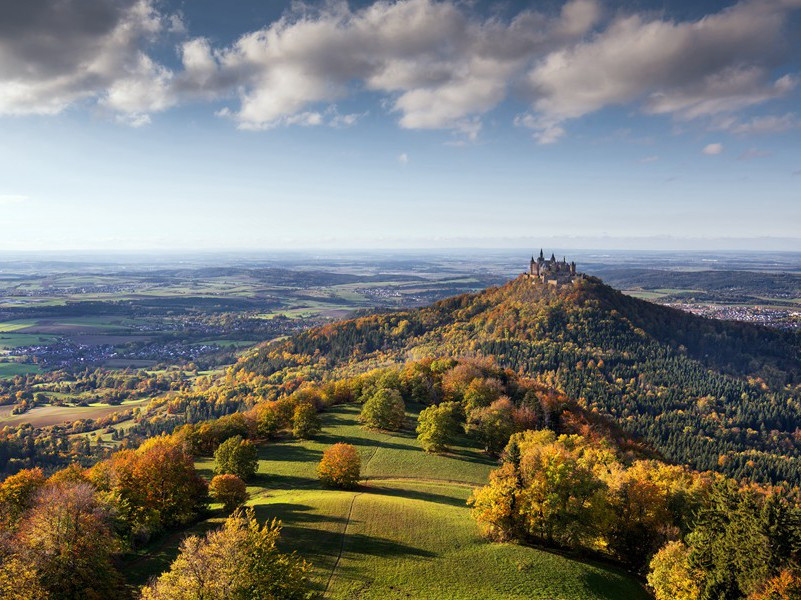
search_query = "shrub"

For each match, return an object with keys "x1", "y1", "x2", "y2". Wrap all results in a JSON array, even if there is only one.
[
  {"x1": 209, "y1": 474, "x2": 249, "y2": 512},
  {"x1": 317, "y1": 443, "x2": 361, "y2": 489},
  {"x1": 360, "y1": 388, "x2": 405, "y2": 431},
  {"x1": 214, "y1": 436, "x2": 258, "y2": 480},
  {"x1": 292, "y1": 402, "x2": 321, "y2": 439},
  {"x1": 416, "y1": 401, "x2": 463, "y2": 452}
]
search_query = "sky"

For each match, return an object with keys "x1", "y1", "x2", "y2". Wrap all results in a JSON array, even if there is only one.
[{"x1": 0, "y1": 0, "x2": 800, "y2": 251}]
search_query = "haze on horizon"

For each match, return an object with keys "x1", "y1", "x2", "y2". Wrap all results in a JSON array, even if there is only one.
[{"x1": 1, "y1": 0, "x2": 799, "y2": 252}]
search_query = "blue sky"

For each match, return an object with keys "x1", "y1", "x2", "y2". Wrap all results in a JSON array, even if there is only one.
[{"x1": 0, "y1": 0, "x2": 799, "y2": 251}]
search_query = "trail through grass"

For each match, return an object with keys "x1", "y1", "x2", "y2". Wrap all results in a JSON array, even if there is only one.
[{"x1": 125, "y1": 404, "x2": 648, "y2": 599}]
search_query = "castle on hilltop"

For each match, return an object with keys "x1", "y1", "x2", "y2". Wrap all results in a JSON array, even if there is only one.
[{"x1": 526, "y1": 249, "x2": 582, "y2": 286}]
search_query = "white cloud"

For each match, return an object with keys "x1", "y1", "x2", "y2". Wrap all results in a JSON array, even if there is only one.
[
  {"x1": 398, "y1": 153, "x2": 409, "y2": 165},
  {"x1": 0, "y1": 0, "x2": 799, "y2": 140},
  {"x1": 711, "y1": 112, "x2": 801, "y2": 134},
  {"x1": 522, "y1": 0, "x2": 800, "y2": 141},
  {"x1": 703, "y1": 142, "x2": 724, "y2": 155},
  {"x1": 639, "y1": 155, "x2": 659, "y2": 163},
  {"x1": 0, "y1": 0, "x2": 181, "y2": 120}
]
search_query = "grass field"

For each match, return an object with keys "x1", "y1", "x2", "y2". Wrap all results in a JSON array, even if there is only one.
[
  {"x1": 0, "y1": 362, "x2": 41, "y2": 377},
  {"x1": 123, "y1": 405, "x2": 647, "y2": 599}
]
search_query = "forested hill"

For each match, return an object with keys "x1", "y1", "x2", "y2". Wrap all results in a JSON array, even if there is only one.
[{"x1": 237, "y1": 275, "x2": 801, "y2": 484}]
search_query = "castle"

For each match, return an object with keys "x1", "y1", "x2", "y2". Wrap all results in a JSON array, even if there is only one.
[{"x1": 526, "y1": 249, "x2": 581, "y2": 286}]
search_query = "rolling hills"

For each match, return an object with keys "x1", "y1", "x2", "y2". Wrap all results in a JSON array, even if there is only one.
[{"x1": 237, "y1": 275, "x2": 801, "y2": 484}]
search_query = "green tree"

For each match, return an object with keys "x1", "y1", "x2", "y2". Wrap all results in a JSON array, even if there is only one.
[
  {"x1": 687, "y1": 479, "x2": 771, "y2": 599},
  {"x1": 466, "y1": 397, "x2": 515, "y2": 455},
  {"x1": 416, "y1": 401, "x2": 463, "y2": 452},
  {"x1": 292, "y1": 402, "x2": 321, "y2": 439},
  {"x1": 215, "y1": 436, "x2": 259, "y2": 481},
  {"x1": 141, "y1": 510, "x2": 311, "y2": 600},
  {"x1": 360, "y1": 388, "x2": 405, "y2": 431}
]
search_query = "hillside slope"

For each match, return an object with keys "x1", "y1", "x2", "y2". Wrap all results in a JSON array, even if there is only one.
[{"x1": 238, "y1": 276, "x2": 801, "y2": 484}]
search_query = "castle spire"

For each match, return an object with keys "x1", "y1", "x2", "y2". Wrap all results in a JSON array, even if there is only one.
[
  {"x1": 550, "y1": 253, "x2": 556, "y2": 262},
  {"x1": 539, "y1": 248, "x2": 544, "y2": 260}
]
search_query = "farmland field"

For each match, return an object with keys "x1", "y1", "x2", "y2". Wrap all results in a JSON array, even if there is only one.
[
  {"x1": 0, "y1": 397, "x2": 150, "y2": 428},
  {"x1": 122, "y1": 404, "x2": 647, "y2": 599}
]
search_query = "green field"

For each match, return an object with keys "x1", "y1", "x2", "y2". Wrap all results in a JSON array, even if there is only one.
[
  {"x1": 123, "y1": 405, "x2": 647, "y2": 599},
  {"x1": 0, "y1": 362, "x2": 41, "y2": 377}
]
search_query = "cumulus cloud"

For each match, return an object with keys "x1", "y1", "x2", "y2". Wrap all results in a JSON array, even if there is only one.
[
  {"x1": 0, "y1": 0, "x2": 181, "y2": 118},
  {"x1": 0, "y1": 0, "x2": 799, "y2": 139},
  {"x1": 522, "y1": 0, "x2": 801, "y2": 141},
  {"x1": 177, "y1": 0, "x2": 600, "y2": 132},
  {"x1": 703, "y1": 142, "x2": 725, "y2": 154}
]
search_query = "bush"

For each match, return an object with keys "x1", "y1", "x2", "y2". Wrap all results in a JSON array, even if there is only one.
[
  {"x1": 292, "y1": 402, "x2": 321, "y2": 439},
  {"x1": 214, "y1": 436, "x2": 258, "y2": 480},
  {"x1": 416, "y1": 401, "x2": 463, "y2": 452},
  {"x1": 209, "y1": 474, "x2": 249, "y2": 512},
  {"x1": 317, "y1": 443, "x2": 361, "y2": 489},
  {"x1": 360, "y1": 388, "x2": 405, "y2": 431}
]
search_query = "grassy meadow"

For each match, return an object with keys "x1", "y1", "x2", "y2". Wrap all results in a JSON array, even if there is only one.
[{"x1": 123, "y1": 404, "x2": 647, "y2": 599}]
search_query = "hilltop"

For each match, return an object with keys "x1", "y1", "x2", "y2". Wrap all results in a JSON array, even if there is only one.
[{"x1": 238, "y1": 275, "x2": 801, "y2": 483}]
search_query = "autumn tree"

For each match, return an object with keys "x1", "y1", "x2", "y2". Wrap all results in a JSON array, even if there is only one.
[
  {"x1": 317, "y1": 443, "x2": 361, "y2": 489},
  {"x1": 360, "y1": 388, "x2": 405, "y2": 431},
  {"x1": 16, "y1": 482, "x2": 121, "y2": 599},
  {"x1": 0, "y1": 467, "x2": 46, "y2": 528},
  {"x1": 141, "y1": 510, "x2": 311, "y2": 600},
  {"x1": 215, "y1": 435, "x2": 259, "y2": 480},
  {"x1": 647, "y1": 541, "x2": 701, "y2": 600},
  {"x1": 469, "y1": 462, "x2": 521, "y2": 541},
  {"x1": 292, "y1": 402, "x2": 321, "y2": 439},
  {"x1": 416, "y1": 401, "x2": 463, "y2": 452},
  {"x1": 90, "y1": 435, "x2": 207, "y2": 536},
  {"x1": 209, "y1": 474, "x2": 249, "y2": 512}
]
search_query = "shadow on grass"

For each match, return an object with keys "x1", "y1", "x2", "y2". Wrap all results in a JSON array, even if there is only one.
[
  {"x1": 251, "y1": 501, "x2": 348, "y2": 526},
  {"x1": 252, "y1": 472, "x2": 318, "y2": 489},
  {"x1": 581, "y1": 571, "x2": 648, "y2": 599},
  {"x1": 316, "y1": 433, "x2": 416, "y2": 452},
  {"x1": 362, "y1": 483, "x2": 467, "y2": 507},
  {"x1": 258, "y1": 443, "x2": 322, "y2": 463}
]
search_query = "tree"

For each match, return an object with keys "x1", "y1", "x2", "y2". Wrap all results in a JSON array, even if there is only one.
[
  {"x1": 0, "y1": 467, "x2": 46, "y2": 528},
  {"x1": 468, "y1": 462, "x2": 521, "y2": 542},
  {"x1": 256, "y1": 402, "x2": 287, "y2": 439},
  {"x1": 686, "y1": 480, "x2": 772, "y2": 599},
  {"x1": 292, "y1": 402, "x2": 321, "y2": 439},
  {"x1": 317, "y1": 443, "x2": 361, "y2": 489},
  {"x1": 215, "y1": 435, "x2": 259, "y2": 481},
  {"x1": 90, "y1": 435, "x2": 208, "y2": 536},
  {"x1": 416, "y1": 401, "x2": 463, "y2": 452},
  {"x1": 360, "y1": 388, "x2": 405, "y2": 431},
  {"x1": 648, "y1": 541, "x2": 701, "y2": 600},
  {"x1": 209, "y1": 474, "x2": 249, "y2": 512},
  {"x1": 0, "y1": 556, "x2": 48, "y2": 600},
  {"x1": 466, "y1": 397, "x2": 516, "y2": 455},
  {"x1": 141, "y1": 510, "x2": 312, "y2": 600},
  {"x1": 16, "y1": 482, "x2": 121, "y2": 599}
]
